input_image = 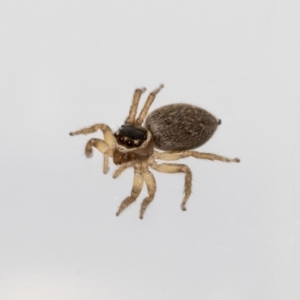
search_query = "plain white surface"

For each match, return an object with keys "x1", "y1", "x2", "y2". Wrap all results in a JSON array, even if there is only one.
[{"x1": 1, "y1": 1, "x2": 299, "y2": 299}]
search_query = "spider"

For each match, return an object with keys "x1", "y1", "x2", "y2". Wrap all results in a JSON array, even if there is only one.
[{"x1": 70, "y1": 84, "x2": 240, "y2": 219}]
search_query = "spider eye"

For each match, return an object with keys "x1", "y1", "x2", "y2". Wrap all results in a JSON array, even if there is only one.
[
  {"x1": 117, "y1": 136, "x2": 125, "y2": 144},
  {"x1": 126, "y1": 140, "x2": 133, "y2": 148}
]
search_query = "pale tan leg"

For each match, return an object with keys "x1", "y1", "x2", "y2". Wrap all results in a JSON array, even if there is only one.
[
  {"x1": 150, "y1": 160, "x2": 192, "y2": 211},
  {"x1": 113, "y1": 161, "x2": 135, "y2": 179},
  {"x1": 136, "y1": 84, "x2": 164, "y2": 125},
  {"x1": 85, "y1": 138, "x2": 113, "y2": 174},
  {"x1": 154, "y1": 150, "x2": 240, "y2": 163},
  {"x1": 103, "y1": 150, "x2": 111, "y2": 174},
  {"x1": 125, "y1": 87, "x2": 146, "y2": 124},
  {"x1": 69, "y1": 123, "x2": 115, "y2": 148},
  {"x1": 140, "y1": 168, "x2": 156, "y2": 219},
  {"x1": 116, "y1": 164, "x2": 144, "y2": 216}
]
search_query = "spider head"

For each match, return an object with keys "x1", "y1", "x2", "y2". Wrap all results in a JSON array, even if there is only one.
[
  {"x1": 113, "y1": 125, "x2": 153, "y2": 164},
  {"x1": 114, "y1": 125, "x2": 147, "y2": 150}
]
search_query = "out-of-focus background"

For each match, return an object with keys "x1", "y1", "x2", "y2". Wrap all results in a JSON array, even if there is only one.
[{"x1": 1, "y1": 1, "x2": 299, "y2": 299}]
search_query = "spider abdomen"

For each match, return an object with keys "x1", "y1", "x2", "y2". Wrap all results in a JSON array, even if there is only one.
[{"x1": 145, "y1": 104, "x2": 219, "y2": 151}]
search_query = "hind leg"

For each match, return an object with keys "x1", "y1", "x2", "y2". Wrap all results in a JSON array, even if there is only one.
[
  {"x1": 150, "y1": 160, "x2": 192, "y2": 211},
  {"x1": 155, "y1": 150, "x2": 240, "y2": 163}
]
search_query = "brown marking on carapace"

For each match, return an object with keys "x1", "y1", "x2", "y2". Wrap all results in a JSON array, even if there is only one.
[{"x1": 113, "y1": 149, "x2": 136, "y2": 165}]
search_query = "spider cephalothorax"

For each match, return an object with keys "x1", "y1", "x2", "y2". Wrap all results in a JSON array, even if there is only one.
[
  {"x1": 70, "y1": 84, "x2": 240, "y2": 219},
  {"x1": 113, "y1": 125, "x2": 153, "y2": 165}
]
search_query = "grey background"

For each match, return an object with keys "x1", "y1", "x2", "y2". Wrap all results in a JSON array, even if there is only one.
[{"x1": 1, "y1": 1, "x2": 299, "y2": 299}]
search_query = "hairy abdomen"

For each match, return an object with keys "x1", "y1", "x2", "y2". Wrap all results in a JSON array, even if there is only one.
[{"x1": 145, "y1": 104, "x2": 219, "y2": 151}]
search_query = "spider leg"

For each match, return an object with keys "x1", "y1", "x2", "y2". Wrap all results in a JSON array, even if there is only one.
[
  {"x1": 150, "y1": 160, "x2": 192, "y2": 211},
  {"x1": 136, "y1": 84, "x2": 164, "y2": 125},
  {"x1": 85, "y1": 138, "x2": 113, "y2": 174},
  {"x1": 116, "y1": 163, "x2": 144, "y2": 217},
  {"x1": 140, "y1": 166, "x2": 156, "y2": 219},
  {"x1": 113, "y1": 161, "x2": 135, "y2": 179},
  {"x1": 69, "y1": 123, "x2": 115, "y2": 148},
  {"x1": 154, "y1": 150, "x2": 240, "y2": 163},
  {"x1": 125, "y1": 87, "x2": 146, "y2": 124}
]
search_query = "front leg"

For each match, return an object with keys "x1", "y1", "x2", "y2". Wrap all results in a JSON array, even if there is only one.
[
  {"x1": 113, "y1": 161, "x2": 135, "y2": 179},
  {"x1": 85, "y1": 138, "x2": 113, "y2": 174},
  {"x1": 69, "y1": 123, "x2": 115, "y2": 148},
  {"x1": 116, "y1": 163, "x2": 144, "y2": 217},
  {"x1": 140, "y1": 166, "x2": 156, "y2": 219}
]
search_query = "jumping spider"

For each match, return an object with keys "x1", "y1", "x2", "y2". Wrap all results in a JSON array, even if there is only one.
[{"x1": 70, "y1": 84, "x2": 240, "y2": 219}]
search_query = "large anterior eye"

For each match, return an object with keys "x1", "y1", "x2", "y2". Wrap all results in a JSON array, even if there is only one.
[
  {"x1": 117, "y1": 136, "x2": 125, "y2": 144},
  {"x1": 126, "y1": 140, "x2": 133, "y2": 148}
]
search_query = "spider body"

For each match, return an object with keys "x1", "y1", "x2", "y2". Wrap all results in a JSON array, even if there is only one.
[{"x1": 70, "y1": 84, "x2": 240, "y2": 219}]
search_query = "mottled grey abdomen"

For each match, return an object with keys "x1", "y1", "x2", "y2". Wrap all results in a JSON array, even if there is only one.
[{"x1": 145, "y1": 104, "x2": 219, "y2": 151}]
